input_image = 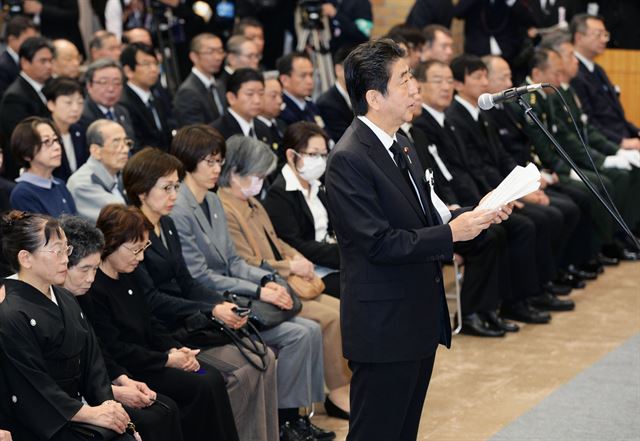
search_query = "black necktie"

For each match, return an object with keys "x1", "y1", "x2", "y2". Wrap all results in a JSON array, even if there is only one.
[
  {"x1": 248, "y1": 127, "x2": 256, "y2": 139},
  {"x1": 209, "y1": 84, "x2": 224, "y2": 116},
  {"x1": 147, "y1": 97, "x2": 162, "y2": 131},
  {"x1": 389, "y1": 142, "x2": 423, "y2": 211},
  {"x1": 104, "y1": 109, "x2": 115, "y2": 121}
]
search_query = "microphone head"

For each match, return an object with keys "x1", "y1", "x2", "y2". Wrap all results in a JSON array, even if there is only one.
[{"x1": 478, "y1": 93, "x2": 494, "y2": 111}]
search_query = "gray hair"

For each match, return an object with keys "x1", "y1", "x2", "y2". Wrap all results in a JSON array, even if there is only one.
[
  {"x1": 59, "y1": 215, "x2": 105, "y2": 268},
  {"x1": 218, "y1": 135, "x2": 277, "y2": 187},
  {"x1": 226, "y1": 35, "x2": 250, "y2": 55},
  {"x1": 263, "y1": 70, "x2": 280, "y2": 82},
  {"x1": 540, "y1": 31, "x2": 572, "y2": 52},
  {"x1": 85, "y1": 58, "x2": 124, "y2": 84},
  {"x1": 86, "y1": 119, "x2": 121, "y2": 148}
]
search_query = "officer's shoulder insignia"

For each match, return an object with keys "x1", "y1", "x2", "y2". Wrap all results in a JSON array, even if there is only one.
[{"x1": 529, "y1": 93, "x2": 537, "y2": 105}]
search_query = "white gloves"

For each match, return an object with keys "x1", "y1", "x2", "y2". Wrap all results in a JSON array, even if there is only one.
[
  {"x1": 603, "y1": 155, "x2": 633, "y2": 171},
  {"x1": 616, "y1": 148, "x2": 640, "y2": 168}
]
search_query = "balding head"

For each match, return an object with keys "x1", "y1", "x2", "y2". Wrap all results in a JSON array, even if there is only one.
[{"x1": 52, "y1": 39, "x2": 81, "y2": 78}]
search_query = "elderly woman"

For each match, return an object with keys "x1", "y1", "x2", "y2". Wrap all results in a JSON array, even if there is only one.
[
  {"x1": 90, "y1": 204, "x2": 238, "y2": 441},
  {"x1": 263, "y1": 121, "x2": 342, "y2": 299},
  {"x1": 218, "y1": 135, "x2": 351, "y2": 419},
  {"x1": 169, "y1": 125, "x2": 336, "y2": 437},
  {"x1": 59, "y1": 215, "x2": 184, "y2": 441},
  {"x1": 122, "y1": 148, "x2": 284, "y2": 441},
  {"x1": 0, "y1": 211, "x2": 132, "y2": 440},
  {"x1": 9, "y1": 117, "x2": 77, "y2": 217}
]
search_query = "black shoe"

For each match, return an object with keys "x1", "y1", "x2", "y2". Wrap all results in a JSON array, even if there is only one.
[
  {"x1": 483, "y1": 310, "x2": 519, "y2": 332},
  {"x1": 459, "y1": 313, "x2": 505, "y2": 337},
  {"x1": 566, "y1": 265, "x2": 597, "y2": 281},
  {"x1": 544, "y1": 281, "x2": 574, "y2": 296},
  {"x1": 554, "y1": 273, "x2": 586, "y2": 289},
  {"x1": 598, "y1": 253, "x2": 619, "y2": 266},
  {"x1": 324, "y1": 396, "x2": 349, "y2": 420},
  {"x1": 501, "y1": 302, "x2": 551, "y2": 324},
  {"x1": 580, "y1": 259, "x2": 604, "y2": 275},
  {"x1": 280, "y1": 422, "x2": 313, "y2": 441},
  {"x1": 292, "y1": 416, "x2": 336, "y2": 441},
  {"x1": 529, "y1": 292, "x2": 575, "y2": 311},
  {"x1": 619, "y1": 248, "x2": 640, "y2": 261}
]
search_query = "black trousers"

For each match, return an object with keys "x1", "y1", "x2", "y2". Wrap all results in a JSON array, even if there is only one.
[
  {"x1": 139, "y1": 367, "x2": 238, "y2": 441},
  {"x1": 125, "y1": 393, "x2": 183, "y2": 441},
  {"x1": 322, "y1": 272, "x2": 341, "y2": 299},
  {"x1": 347, "y1": 353, "x2": 436, "y2": 441},
  {"x1": 518, "y1": 203, "x2": 564, "y2": 284}
]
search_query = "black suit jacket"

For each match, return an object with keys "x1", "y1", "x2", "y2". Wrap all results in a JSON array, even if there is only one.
[
  {"x1": 405, "y1": 0, "x2": 454, "y2": 28},
  {"x1": 278, "y1": 93, "x2": 324, "y2": 127},
  {"x1": 325, "y1": 118, "x2": 455, "y2": 363},
  {"x1": 53, "y1": 123, "x2": 89, "y2": 182},
  {"x1": 0, "y1": 51, "x2": 19, "y2": 98},
  {"x1": 0, "y1": 76, "x2": 50, "y2": 179},
  {"x1": 263, "y1": 172, "x2": 340, "y2": 269},
  {"x1": 36, "y1": 0, "x2": 86, "y2": 58},
  {"x1": 413, "y1": 108, "x2": 484, "y2": 205},
  {"x1": 211, "y1": 111, "x2": 273, "y2": 145},
  {"x1": 482, "y1": 104, "x2": 532, "y2": 167},
  {"x1": 173, "y1": 72, "x2": 226, "y2": 126},
  {"x1": 317, "y1": 85, "x2": 354, "y2": 143},
  {"x1": 570, "y1": 59, "x2": 639, "y2": 144},
  {"x1": 119, "y1": 84, "x2": 173, "y2": 152},
  {"x1": 79, "y1": 98, "x2": 135, "y2": 143}
]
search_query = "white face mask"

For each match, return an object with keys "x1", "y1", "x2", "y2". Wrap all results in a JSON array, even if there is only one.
[
  {"x1": 238, "y1": 175, "x2": 264, "y2": 198},
  {"x1": 295, "y1": 153, "x2": 326, "y2": 182}
]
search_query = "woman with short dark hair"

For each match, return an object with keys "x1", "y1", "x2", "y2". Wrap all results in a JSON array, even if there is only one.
[
  {"x1": 89, "y1": 204, "x2": 238, "y2": 441},
  {"x1": 0, "y1": 210, "x2": 133, "y2": 440},
  {"x1": 9, "y1": 117, "x2": 77, "y2": 216}
]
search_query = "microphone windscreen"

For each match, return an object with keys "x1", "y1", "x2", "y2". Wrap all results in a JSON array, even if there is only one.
[{"x1": 478, "y1": 93, "x2": 494, "y2": 110}]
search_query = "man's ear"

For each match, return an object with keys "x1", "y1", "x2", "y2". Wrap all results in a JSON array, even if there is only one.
[
  {"x1": 226, "y1": 91, "x2": 237, "y2": 107},
  {"x1": 365, "y1": 89, "x2": 382, "y2": 112},
  {"x1": 89, "y1": 144, "x2": 102, "y2": 160}
]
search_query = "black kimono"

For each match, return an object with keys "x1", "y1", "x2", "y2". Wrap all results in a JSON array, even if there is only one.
[
  {"x1": 86, "y1": 269, "x2": 238, "y2": 441},
  {"x1": 0, "y1": 279, "x2": 133, "y2": 441}
]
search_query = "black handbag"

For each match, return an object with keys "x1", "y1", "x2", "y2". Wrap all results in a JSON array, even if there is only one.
[
  {"x1": 173, "y1": 310, "x2": 233, "y2": 349},
  {"x1": 68, "y1": 422, "x2": 137, "y2": 440}
]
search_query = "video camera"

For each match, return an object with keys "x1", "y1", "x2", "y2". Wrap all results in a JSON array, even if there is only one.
[{"x1": 299, "y1": 0, "x2": 324, "y2": 30}]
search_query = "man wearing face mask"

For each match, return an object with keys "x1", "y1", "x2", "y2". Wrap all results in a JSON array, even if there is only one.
[{"x1": 264, "y1": 122, "x2": 342, "y2": 299}]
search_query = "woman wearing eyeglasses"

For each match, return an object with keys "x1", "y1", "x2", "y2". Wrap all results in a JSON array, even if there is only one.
[
  {"x1": 263, "y1": 122, "x2": 343, "y2": 301},
  {"x1": 9, "y1": 117, "x2": 78, "y2": 217},
  {"x1": 122, "y1": 147, "x2": 279, "y2": 441},
  {"x1": 0, "y1": 211, "x2": 133, "y2": 440},
  {"x1": 86, "y1": 204, "x2": 238, "y2": 441}
]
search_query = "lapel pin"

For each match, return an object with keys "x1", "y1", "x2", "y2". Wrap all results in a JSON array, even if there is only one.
[{"x1": 402, "y1": 147, "x2": 413, "y2": 165}]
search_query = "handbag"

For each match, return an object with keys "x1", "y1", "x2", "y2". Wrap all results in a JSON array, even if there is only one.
[
  {"x1": 287, "y1": 274, "x2": 325, "y2": 300},
  {"x1": 68, "y1": 422, "x2": 138, "y2": 440},
  {"x1": 173, "y1": 311, "x2": 232, "y2": 349},
  {"x1": 230, "y1": 292, "x2": 302, "y2": 331}
]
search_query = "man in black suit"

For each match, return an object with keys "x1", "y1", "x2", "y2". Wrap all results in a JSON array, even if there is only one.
[
  {"x1": 317, "y1": 46, "x2": 355, "y2": 143},
  {"x1": 0, "y1": 37, "x2": 53, "y2": 180},
  {"x1": 212, "y1": 68, "x2": 272, "y2": 146},
  {"x1": 324, "y1": 39, "x2": 510, "y2": 441},
  {"x1": 405, "y1": 0, "x2": 454, "y2": 30},
  {"x1": 277, "y1": 51, "x2": 325, "y2": 128},
  {"x1": 257, "y1": 72, "x2": 288, "y2": 165},
  {"x1": 570, "y1": 13, "x2": 640, "y2": 148},
  {"x1": 422, "y1": 24, "x2": 454, "y2": 64},
  {"x1": 0, "y1": 15, "x2": 38, "y2": 98},
  {"x1": 80, "y1": 59, "x2": 135, "y2": 145},
  {"x1": 173, "y1": 33, "x2": 227, "y2": 127},
  {"x1": 119, "y1": 43, "x2": 173, "y2": 151}
]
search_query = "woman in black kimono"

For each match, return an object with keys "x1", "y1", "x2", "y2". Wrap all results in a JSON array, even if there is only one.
[
  {"x1": 0, "y1": 210, "x2": 133, "y2": 441},
  {"x1": 89, "y1": 204, "x2": 239, "y2": 441},
  {"x1": 0, "y1": 281, "x2": 14, "y2": 441}
]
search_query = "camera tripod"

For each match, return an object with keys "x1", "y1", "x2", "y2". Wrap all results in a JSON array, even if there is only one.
[{"x1": 295, "y1": 6, "x2": 335, "y2": 97}]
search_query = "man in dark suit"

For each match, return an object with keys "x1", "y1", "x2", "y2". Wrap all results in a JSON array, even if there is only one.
[
  {"x1": 0, "y1": 37, "x2": 53, "y2": 180},
  {"x1": 324, "y1": 39, "x2": 510, "y2": 441},
  {"x1": 80, "y1": 59, "x2": 135, "y2": 146},
  {"x1": 0, "y1": 15, "x2": 38, "y2": 98},
  {"x1": 277, "y1": 51, "x2": 325, "y2": 128},
  {"x1": 212, "y1": 68, "x2": 272, "y2": 146},
  {"x1": 570, "y1": 13, "x2": 640, "y2": 148},
  {"x1": 317, "y1": 46, "x2": 355, "y2": 143},
  {"x1": 405, "y1": 0, "x2": 454, "y2": 29},
  {"x1": 257, "y1": 72, "x2": 288, "y2": 165},
  {"x1": 119, "y1": 43, "x2": 173, "y2": 152},
  {"x1": 173, "y1": 33, "x2": 227, "y2": 127},
  {"x1": 422, "y1": 24, "x2": 454, "y2": 64}
]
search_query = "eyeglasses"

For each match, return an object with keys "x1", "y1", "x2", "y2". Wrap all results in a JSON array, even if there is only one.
[
  {"x1": 40, "y1": 137, "x2": 60, "y2": 148},
  {"x1": 198, "y1": 48, "x2": 225, "y2": 56},
  {"x1": 123, "y1": 239, "x2": 151, "y2": 256},
  {"x1": 157, "y1": 182, "x2": 181, "y2": 194},
  {"x1": 38, "y1": 244, "x2": 73, "y2": 258},
  {"x1": 237, "y1": 52, "x2": 262, "y2": 61},
  {"x1": 201, "y1": 156, "x2": 225, "y2": 167},
  {"x1": 91, "y1": 79, "x2": 123, "y2": 87},
  {"x1": 585, "y1": 29, "x2": 610, "y2": 41},
  {"x1": 105, "y1": 137, "x2": 134, "y2": 150}
]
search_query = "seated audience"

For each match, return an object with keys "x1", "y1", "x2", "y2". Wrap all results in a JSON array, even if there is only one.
[
  {"x1": 570, "y1": 13, "x2": 640, "y2": 148},
  {"x1": 173, "y1": 33, "x2": 227, "y2": 126},
  {"x1": 122, "y1": 27, "x2": 154, "y2": 47},
  {"x1": 59, "y1": 215, "x2": 184, "y2": 441},
  {"x1": 91, "y1": 204, "x2": 240, "y2": 441},
  {"x1": 218, "y1": 135, "x2": 352, "y2": 420},
  {"x1": 67, "y1": 120, "x2": 130, "y2": 221},
  {"x1": 317, "y1": 45, "x2": 355, "y2": 143},
  {"x1": 9, "y1": 117, "x2": 77, "y2": 217},
  {"x1": 119, "y1": 43, "x2": 173, "y2": 151},
  {"x1": 277, "y1": 52, "x2": 325, "y2": 127},
  {"x1": 79, "y1": 59, "x2": 135, "y2": 143},
  {"x1": 0, "y1": 210, "x2": 132, "y2": 440},
  {"x1": 218, "y1": 36, "x2": 262, "y2": 89},
  {"x1": 51, "y1": 39, "x2": 82, "y2": 79},
  {"x1": 212, "y1": 68, "x2": 272, "y2": 145},
  {"x1": 43, "y1": 77, "x2": 87, "y2": 181},
  {"x1": 257, "y1": 71, "x2": 287, "y2": 163},
  {"x1": 263, "y1": 122, "x2": 342, "y2": 298},
  {"x1": 0, "y1": 15, "x2": 38, "y2": 97},
  {"x1": 0, "y1": 36, "x2": 53, "y2": 180},
  {"x1": 232, "y1": 18, "x2": 266, "y2": 62},
  {"x1": 122, "y1": 148, "x2": 320, "y2": 440},
  {"x1": 89, "y1": 30, "x2": 123, "y2": 62},
  {"x1": 387, "y1": 24, "x2": 425, "y2": 68},
  {"x1": 422, "y1": 24, "x2": 455, "y2": 63}
]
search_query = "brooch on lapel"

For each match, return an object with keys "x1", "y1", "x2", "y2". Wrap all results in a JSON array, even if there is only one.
[{"x1": 402, "y1": 146, "x2": 413, "y2": 165}]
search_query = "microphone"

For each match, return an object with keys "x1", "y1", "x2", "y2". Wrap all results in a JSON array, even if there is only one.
[{"x1": 477, "y1": 83, "x2": 549, "y2": 110}]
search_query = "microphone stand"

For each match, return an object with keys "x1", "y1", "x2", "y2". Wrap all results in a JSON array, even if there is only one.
[{"x1": 515, "y1": 95, "x2": 640, "y2": 250}]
